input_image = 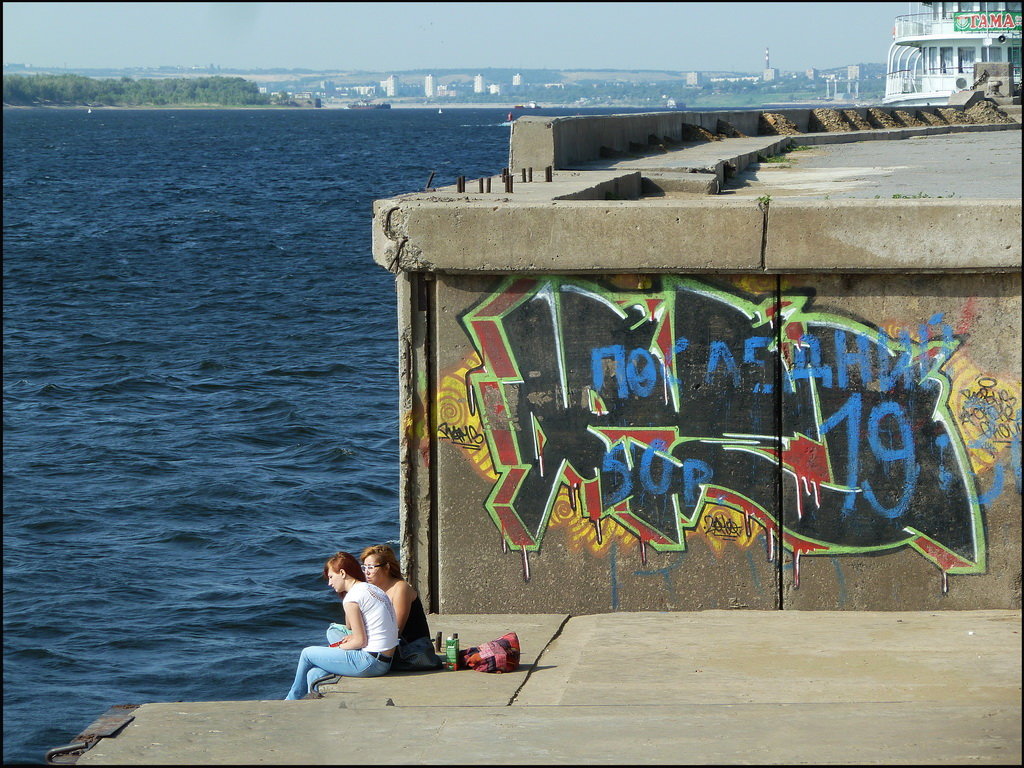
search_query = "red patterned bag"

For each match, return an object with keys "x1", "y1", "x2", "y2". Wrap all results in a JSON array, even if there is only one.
[{"x1": 460, "y1": 632, "x2": 520, "y2": 673}]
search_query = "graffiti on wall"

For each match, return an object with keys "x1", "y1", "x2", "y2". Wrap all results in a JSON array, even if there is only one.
[{"x1": 436, "y1": 276, "x2": 1020, "y2": 591}]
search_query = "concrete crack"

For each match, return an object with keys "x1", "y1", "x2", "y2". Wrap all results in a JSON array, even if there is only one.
[
  {"x1": 757, "y1": 195, "x2": 771, "y2": 270},
  {"x1": 507, "y1": 614, "x2": 572, "y2": 706}
]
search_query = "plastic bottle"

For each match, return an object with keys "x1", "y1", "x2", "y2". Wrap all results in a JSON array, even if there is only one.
[{"x1": 445, "y1": 633, "x2": 460, "y2": 670}]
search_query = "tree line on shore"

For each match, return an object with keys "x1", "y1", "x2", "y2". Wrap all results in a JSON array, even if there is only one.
[{"x1": 2, "y1": 74, "x2": 272, "y2": 106}]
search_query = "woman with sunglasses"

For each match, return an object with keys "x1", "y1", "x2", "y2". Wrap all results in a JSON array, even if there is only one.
[
  {"x1": 356, "y1": 544, "x2": 441, "y2": 670},
  {"x1": 284, "y1": 551, "x2": 398, "y2": 700}
]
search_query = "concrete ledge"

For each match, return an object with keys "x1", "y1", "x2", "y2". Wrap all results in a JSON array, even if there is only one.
[
  {"x1": 569, "y1": 136, "x2": 795, "y2": 185},
  {"x1": 374, "y1": 197, "x2": 1021, "y2": 274},
  {"x1": 765, "y1": 199, "x2": 1023, "y2": 271},
  {"x1": 373, "y1": 198, "x2": 766, "y2": 273},
  {"x1": 642, "y1": 171, "x2": 719, "y2": 196}
]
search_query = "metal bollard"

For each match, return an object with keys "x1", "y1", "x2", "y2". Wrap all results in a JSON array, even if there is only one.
[
  {"x1": 457, "y1": 176, "x2": 465, "y2": 193},
  {"x1": 528, "y1": 167, "x2": 533, "y2": 182},
  {"x1": 521, "y1": 168, "x2": 527, "y2": 183},
  {"x1": 545, "y1": 166, "x2": 553, "y2": 182},
  {"x1": 486, "y1": 177, "x2": 492, "y2": 193}
]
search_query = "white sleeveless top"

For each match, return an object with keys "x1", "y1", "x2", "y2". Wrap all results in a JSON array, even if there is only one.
[{"x1": 343, "y1": 581, "x2": 399, "y2": 653}]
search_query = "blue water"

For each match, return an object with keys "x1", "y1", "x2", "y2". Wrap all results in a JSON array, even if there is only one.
[
  {"x1": 3, "y1": 104, "x2": 666, "y2": 762},
  {"x1": 3, "y1": 104, "x2": 661, "y2": 763},
  {"x1": 1, "y1": 105, "x2": 513, "y2": 764}
]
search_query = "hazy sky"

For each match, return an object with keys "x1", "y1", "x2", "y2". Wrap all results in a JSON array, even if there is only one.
[{"x1": 3, "y1": 2, "x2": 907, "y2": 72}]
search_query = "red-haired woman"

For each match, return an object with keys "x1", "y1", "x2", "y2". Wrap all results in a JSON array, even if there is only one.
[{"x1": 284, "y1": 551, "x2": 398, "y2": 700}]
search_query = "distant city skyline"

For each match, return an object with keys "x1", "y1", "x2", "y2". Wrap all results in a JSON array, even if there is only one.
[{"x1": 3, "y1": 2, "x2": 905, "y2": 73}]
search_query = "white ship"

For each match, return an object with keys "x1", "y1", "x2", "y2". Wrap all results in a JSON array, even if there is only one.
[{"x1": 884, "y1": 1, "x2": 1021, "y2": 106}]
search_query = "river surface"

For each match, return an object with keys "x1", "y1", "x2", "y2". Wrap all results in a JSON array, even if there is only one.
[{"x1": 2, "y1": 104, "x2": 667, "y2": 762}]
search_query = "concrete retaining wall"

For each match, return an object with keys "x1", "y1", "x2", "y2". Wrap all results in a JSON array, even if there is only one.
[
  {"x1": 508, "y1": 106, "x2": 987, "y2": 173},
  {"x1": 421, "y1": 272, "x2": 1020, "y2": 613},
  {"x1": 376, "y1": 113, "x2": 1022, "y2": 615}
]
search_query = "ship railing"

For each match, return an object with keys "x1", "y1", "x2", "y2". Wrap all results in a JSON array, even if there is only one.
[
  {"x1": 895, "y1": 14, "x2": 941, "y2": 38},
  {"x1": 894, "y1": 12, "x2": 1022, "y2": 39},
  {"x1": 885, "y1": 66, "x2": 1021, "y2": 97},
  {"x1": 885, "y1": 69, "x2": 920, "y2": 95}
]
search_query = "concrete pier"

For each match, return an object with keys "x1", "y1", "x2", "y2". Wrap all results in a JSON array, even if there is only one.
[
  {"x1": 374, "y1": 111, "x2": 1021, "y2": 616},
  {"x1": 52, "y1": 106, "x2": 1022, "y2": 764},
  {"x1": 74, "y1": 610, "x2": 1021, "y2": 764}
]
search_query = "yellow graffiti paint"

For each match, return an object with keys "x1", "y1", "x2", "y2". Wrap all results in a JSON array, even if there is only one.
[
  {"x1": 950, "y1": 360, "x2": 1022, "y2": 475},
  {"x1": 437, "y1": 353, "x2": 498, "y2": 480},
  {"x1": 548, "y1": 485, "x2": 637, "y2": 555},
  {"x1": 692, "y1": 505, "x2": 762, "y2": 557}
]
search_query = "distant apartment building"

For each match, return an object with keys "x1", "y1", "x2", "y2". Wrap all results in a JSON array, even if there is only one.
[
  {"x1": 847, "y1": 64, "x2": 861, "y2": 81},
  {"x1": 806, "y1": 68, "x2": 818, "y2": 80},
  {"x1": 685, "y1": 71, "x2": 703, "y2": 86},
  {"x1": 488, "y1": 83, "x2": 501, "y2": 95},
  {"x1": 424, "y1": 74, "x2": 435, "y2": 97},
  {"x1": 512, "y1": 73, "x2": 523, "y2": 86},
  {"x1": 352, "y1": 85, "x2": 377, "y2": 97},
  {"x1": 473, "y1": 74, "x2": 485, "y2": 93},
  {"x1": 436, "y1": 84, "x2": 454, "y2": 97},
  {"x1": 381, "y1": 75, "x2": 397, "y2": 97}
]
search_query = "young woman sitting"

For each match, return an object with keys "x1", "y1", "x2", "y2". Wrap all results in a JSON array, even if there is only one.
[{"x1": 284, "y1": 551, "x2": 398, "y2": 700}]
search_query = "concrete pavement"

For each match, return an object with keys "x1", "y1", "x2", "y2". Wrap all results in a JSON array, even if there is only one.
[{"x1": 74, "y1": 610, "x2": 1021, "y2": 764}]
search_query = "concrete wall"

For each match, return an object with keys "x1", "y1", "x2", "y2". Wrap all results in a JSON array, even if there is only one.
[
  {"x1": 508, "y1": 106, "x2": 979, "y2": 173},
  {"x1": 376, "y1": 113, "x2": 1022, "y2": 614},
  {"x1": 422, "y1": 272, "x2": 1020, "y2": 613}
]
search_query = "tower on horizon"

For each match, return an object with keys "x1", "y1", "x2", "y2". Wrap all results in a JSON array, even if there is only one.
[{"x1": 762, "y1": 46, "x2": 778, "y2": 82}]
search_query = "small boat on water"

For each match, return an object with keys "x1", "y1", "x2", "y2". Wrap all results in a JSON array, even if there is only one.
[
  {"x1": 512, "y1": 101, "x2": 541, "y2": 110},
  {"x1": 347, "y1": 100, "x2": 391, "y2": 110}
]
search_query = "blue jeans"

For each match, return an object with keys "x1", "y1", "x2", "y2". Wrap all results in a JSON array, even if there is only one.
[{"x1": 285, "y1": 642, "x2": 391, "y2": 700}]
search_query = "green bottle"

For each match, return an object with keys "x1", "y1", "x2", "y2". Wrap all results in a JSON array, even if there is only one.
[{"x1": 445, "y1": 633, "x2": 459, "y2": 670}]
